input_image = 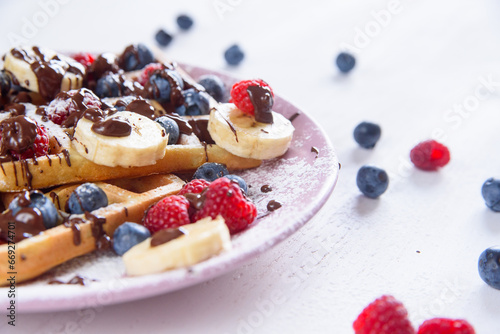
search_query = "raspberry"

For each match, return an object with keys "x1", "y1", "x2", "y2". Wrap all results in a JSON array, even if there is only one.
[
  {"x1": 353, "y1": 295, "x2": 415, "y2": 334},
  {"x1": 230, "y1": 79, "x2": 274, "y2": 115},
  {"x1": 11, "y1": 124, "x2": 50, "y2": 160},
  {"x1": 71, "y1": 52, "x2": 95, "y2": 68},
  {"x1": 45, "y1": 89, "x2": 101, "y2": 126},
  {"x1": 193, "y1": 177, "x2": 257, "y2": 234},
  {"x1": 178, "y1": 179, "x2": 211, "y2": 196},
  {"x1": 0, "y1": 117, "x2": 50, "y2": 160},
  {"x1": 417, "y1": 318, "x2": 475, "y2": 334},
  {"x1": 143, "y1": 195, "x2": 191, "y2": 234},
  {"x1": 410, "y1": 140, "x2": 450, "y2": 171},
  {"x1": 138, "y1": 63, "x2": 164, "y2": 86}
]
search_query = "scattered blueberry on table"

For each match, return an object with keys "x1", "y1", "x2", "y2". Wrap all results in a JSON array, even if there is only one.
[
  {"x1": 176, "y1": 14, "x2": 194, "y2": 30},
  {"x1": 478, "y1": 246, "x2": 500, "y2": 290},
  {"x1": 68, "y1": 183, "x2": 108, "y2": 214},
  {"x1": 155, "y1": 29, "x2": 174, "y2": 47},
  {"x1": 224, "y1": 44, "x2": 245, "y2": 66},
  {"x1": 336, "y1": 52, "x2": 356, "y2": 73},
  {"x1": 113, "y1": 222, "x2": 151, "y2": 255},
  {"x1": 481, "y1": 178, "x2": 500, "y2": 212},
  {"x1": 356, "y1": 165, "x2": 389, "y2": 198},
  {"x1": 353, "y1": 122, "x2": 381, "y2": 149}
]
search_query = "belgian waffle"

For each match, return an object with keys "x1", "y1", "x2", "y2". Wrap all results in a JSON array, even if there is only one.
[{"x1": 0, "y1": 173, "x2": 184, "y2": 285}]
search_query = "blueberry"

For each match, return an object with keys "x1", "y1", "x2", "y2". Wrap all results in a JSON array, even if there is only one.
[
  {"x1": 225, "y1": 174, "x2": 248, "y2": 194},
  {"x1": 175, "y1": 105, "x2": 186, "y2": 116},
  {"x1": 353, "y1": 122, "x2": 382, "y2": 149},
  {"x1": 148, "y1": 72, "x2": 171, "y2": 103},
  {"x1": 113, "y1": 222, "x2": 151, "y2": 255},
  {"x1": 121, "y1": 44, "x2": 154, "y2": 71},
  {"x1": 482, "y1": 178, "x2": 500, "y2": 212},
  {"x1": 0, "y1": 70, "x2": 12, "y2": 96},
  {"x1": 356, "y1": 165, "x2": 389, "y2": 198},
  {"x1": 68, "y1": 183, "x2": 108, "y2": 214},
  {"x1": 155, "y1": 29, "x2": 173, "y2": 47},
  {"x1": 198, "y1": 75, "x2": 226, "y2": 102},
  {"x1": 95, "y1": 74, "x2": 121, "y2": 98},
  {"x1": 9, "y1": 191, "x2": 58, "y2": 229},
  {"x1": 167, "y1": 69, "x2": 184, "y2": 90},
  {"x1": 478, "y1": 246, "x2": 500, "y2": 289},
  {"x1": 336, "y1": 52, "x2": 356, "y2": 73},
  {"x1": 176, "y1": 14, "x2": 194, "y2": 30},
  {"x1": 155, "y1": 116, "x2": 180, "y2": 145},
  {"x1": 193, "y1": 163, "x2": 229, "y2": 182},
  {"x1": 224, "y1": 44, "x2": 245, "y2": 66},
  {"x1": 182, "y1": 88, "x2": 210, "y2": 116}
]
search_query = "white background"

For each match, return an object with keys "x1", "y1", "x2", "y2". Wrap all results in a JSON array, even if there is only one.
[{"x1": 2, "y1": 0, "x2": 500, "y2": 333}]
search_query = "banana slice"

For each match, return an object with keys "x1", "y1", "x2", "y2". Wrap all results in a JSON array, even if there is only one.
[
  {"x1": 123, "y1": 216, "x2": 231, "y2": 276},
  {"x1": 3, "y1": 46, "x2": 85, "y2": 99},
  {"x1": 208, "y1": 103, "x2": 294, "y2": 160},
  {"x1": 73, "y1": 111, "x2": 168, "y2": 167}
]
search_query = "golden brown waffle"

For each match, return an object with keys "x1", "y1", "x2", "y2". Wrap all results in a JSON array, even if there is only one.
[
  {"x1": 0, "y1": 136, "x2": 260, "y2": 192},
  {"x1": 0, "y1": 173, "x2": 184, "y2": 285}
]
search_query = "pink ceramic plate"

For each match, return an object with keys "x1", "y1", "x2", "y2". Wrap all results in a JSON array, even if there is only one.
[{"x1": 0, "y1": 65, "x2": 339, "y2": 313}]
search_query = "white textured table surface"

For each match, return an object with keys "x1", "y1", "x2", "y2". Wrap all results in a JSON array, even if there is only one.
[{"x1": 2, "y1": 0, "x2": 500, "y2": 333}]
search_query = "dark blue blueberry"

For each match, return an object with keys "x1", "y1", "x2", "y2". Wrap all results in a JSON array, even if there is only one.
[
  {"x1": 193, "y1": 163, "x2": 229, "y2": 182},
  {"x1": 68, "y1": 183, "x2": 108, "y2": 214},
  {"x1": 95, "y1": 75, "x2": 121, "y2": 98},
  {"x1": 0, "y1": 70, "x2": 12, "y2": 96},
  {"x1": 478, "y1": 246, "x2": 500, "y2": 289},
  {"x1": 353, "y1": 122, "x2": 382, "y2": 149},
  {"x1": 122, "y1": 44, "x2": 154, "y2": 71},
  {"x1": 148, "y1": 72, "x2": 171, "y2": 103},
  {"x1": 198, "y1": 75, "x2": 226, "y2": 102},
  {"x1": 356, "y1": 165, "x2": 389, "y2": 198},
  {"x1": 155, "y1": 29, "x2": 173, "y2": 47},
  {"x1": 336, "y1": 52, "x2": 356, "y2": 73},
  {"x1": 155, "y1": 116, "x2": 180, "y2": 145},
  {"x1": 225, "y1": 174, "x2": 248, "y2": 194},
  {"x1": 9, "y1": 191, "x2": 58, "y2": 229},
  {"x1": 224, "y1": 44, "x2": 245, "y2": 66},
  {"x1": 175, "y1": 105, "x2": 186, "y2": 116},
  {"x1": 182, "y1": 88, "x2": 210, "y2": 116},
  {"x1": 176, "y1": 14, "x2": 194, "y2": 30},
  {"x1": 482, "y1": 178, "x2": 500, "y2": 212},
  {"x1": 113, "y1": 222, "x2": 151, "y2": 255}
]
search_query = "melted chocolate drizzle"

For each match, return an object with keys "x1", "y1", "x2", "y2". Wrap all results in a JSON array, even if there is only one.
[{"x1": 246, "y1": 85, "x2": 274, "y2": 124}]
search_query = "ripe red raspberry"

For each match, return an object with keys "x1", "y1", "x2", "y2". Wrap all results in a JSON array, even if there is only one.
[
  {"x1": 230, "y1": 79, "x2": 274, "y2": 115},
  {"x1": 139, "y1": 63, "x2": 165, "y2": 86},
  {"x1": 45, "y1": 89, "x2": 101, "y2": 126},
  {"x1": 417, "y1": 318, "x2": 475, "y2": 334},
  {"x1": 178, "y1": 179, "x2": 211, "y2": 196},
  {"x1": 143, "y1": 195, "x2": 191, "y2": 234},
  {"x1": 353, "y1": 295, "x2": 415, "y2": 334},
  {"x1": 410, "y1": 140, "x2": 450, "y2": 171},
  {"x1": 9, "y1": 123, "x2": 50, "y2": 160},
  {"x1": 71, "y1": 52, "x2": 95, "y2": 68},
  {"x1": 193, "y1": 177, "x2": 257, "y2": 234}
]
